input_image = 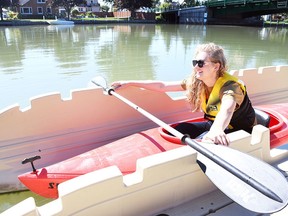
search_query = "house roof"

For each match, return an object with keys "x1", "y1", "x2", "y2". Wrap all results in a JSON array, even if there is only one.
[{"x1": 19, "y1": 0, "x2": 31, "y2": 6}]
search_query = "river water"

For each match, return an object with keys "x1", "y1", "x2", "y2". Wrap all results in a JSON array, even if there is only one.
[
  {"x1": 1, "y1": 24, "x2": 287, "y2": 110},
  {"x1": 0, "y1": 23, "x2": 287, "y2": 213}
]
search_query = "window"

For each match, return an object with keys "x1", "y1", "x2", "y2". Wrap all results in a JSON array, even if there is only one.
[
  {"x1": 37, "y1": 7, "x2": 43, "y2": 14},
  {"x1": 37, "y1": 0, "x2": 46, "y2": 3},
  {"x1": 78, "y1": 7, "x2": 85, "y2": 12},
  {"x1": 59, "y1": 9, "x2": 66, "y2": 14},
  {"x1": 46, "y1": 7, "x2": 52, "y2": 14},
  {"x1": 20, "y1": 7, "x2": 32, "y2": 14}
]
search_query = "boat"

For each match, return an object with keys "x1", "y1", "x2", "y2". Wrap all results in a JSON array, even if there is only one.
[
  {"x1": 1, "y1": 65, "x2": 288, "y2": 215},
  {"x1": 0, "y1": 66, "x2": 287, "y2": 194},
  {"x1": 17, "y1": 103, "x2": 288, "y2": 199},
  {"x1": 2, "y1": 107, "x2": 288, "y2": 216},
  {"x1": 47, "y1": 19, "x2": 74, "y2": 25}
]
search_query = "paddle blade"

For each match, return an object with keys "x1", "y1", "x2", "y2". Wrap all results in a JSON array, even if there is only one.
[
  {"x1": 196, "y1": 142, "x2": 288, "y2": 213},
  {"x1": 89, "y1": 76, "x2": 108, "y2": 90}
]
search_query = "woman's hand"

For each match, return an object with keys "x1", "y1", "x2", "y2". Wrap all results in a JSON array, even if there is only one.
[
  {"x1": 111, "y1": 81, "x2": 129, "y2": 90},
  {"x1": 202, "y1": 130, "x2": 230, "y2": 146}
]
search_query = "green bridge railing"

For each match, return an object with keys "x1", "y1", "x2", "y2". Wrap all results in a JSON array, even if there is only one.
[{"x1": 207, "y1": 0, "x2": 280, "y2": 7}]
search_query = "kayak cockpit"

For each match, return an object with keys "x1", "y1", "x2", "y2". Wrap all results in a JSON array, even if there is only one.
[{"x1": 160, "y1": 108, "x2": 285, "y2": 146}]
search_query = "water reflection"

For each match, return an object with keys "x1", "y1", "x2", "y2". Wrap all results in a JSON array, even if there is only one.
[
  {"x1": 0, "y1": 24, "x2": 287, "y2": 108},
  {"x1": 1, "y1": 25, "x2": 287, "y2": 75}
]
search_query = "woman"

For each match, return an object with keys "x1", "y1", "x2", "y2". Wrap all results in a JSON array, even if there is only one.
[{"x1": 112, "y1": 43, "x2": 256, "y2": 146}]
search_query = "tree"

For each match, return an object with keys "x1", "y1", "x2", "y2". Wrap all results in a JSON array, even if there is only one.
[
  {"x1": 183, "y1": 0, "x2": 196, "y2": 7},
  {"x1": 152, "y1": 0, "x2": 161, "y2": 8},
  {"x1": 160, "y1": 1, "x2": 171, "y2": 11},
  {"x1": 51, "y1": 0, "x2": 85, "y2": 20},
  {"x1": 101, "y1": 5, "x2": 110, "y2": 12},
  {"x1": 103, "y1": 0, "x2": 153, "y2": 18},
  {"x1": 117, "y1": 0, "x2": 153, "y2": 12}
]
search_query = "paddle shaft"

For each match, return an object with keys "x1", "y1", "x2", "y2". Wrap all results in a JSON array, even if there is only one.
[
  {"x1": 98, "y1": 86, "x2": 282, "y2": 203},
  {"x1": 92, "y1": 79, "x2": 282, "y2": 203}
]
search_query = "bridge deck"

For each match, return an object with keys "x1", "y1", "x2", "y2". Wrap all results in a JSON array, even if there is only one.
[{"x1": 208, "y1": 0, "x2": 272, "y2": 7}]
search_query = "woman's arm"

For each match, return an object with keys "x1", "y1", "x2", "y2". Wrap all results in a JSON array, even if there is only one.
[
  {"x1": 203, "y1": 95, "x2": 237, "y2": 146},
  {"x1": 111, "y1": 80, "x2": 184, "y2": 92}
]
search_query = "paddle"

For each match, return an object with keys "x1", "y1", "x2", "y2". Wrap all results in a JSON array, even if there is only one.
[{"x1": 91, "y1": 76, "x2": 288, "y2": 213}]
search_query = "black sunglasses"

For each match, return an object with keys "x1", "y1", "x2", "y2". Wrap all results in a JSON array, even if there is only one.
[{"x1": 192, "y1": 60, "x2": 205, "y2": 68}]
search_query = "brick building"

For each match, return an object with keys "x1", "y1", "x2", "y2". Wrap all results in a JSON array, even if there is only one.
[{"x1": 18, "y1": 0, "x2": 100, "y2": 19}]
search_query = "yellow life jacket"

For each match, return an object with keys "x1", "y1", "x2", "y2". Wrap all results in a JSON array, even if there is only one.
[{"x1": 201, "y1": 72, "x2": 246, "y2": 122}]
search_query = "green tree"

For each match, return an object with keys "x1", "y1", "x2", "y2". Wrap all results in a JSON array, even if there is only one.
[
  {"x1": 152, "y1": 0, "x2": 160, "y2": 8},
  {"x1": 183, "y1": 0, "x2": 196, "y2": 7},
  {"x1": 101, "y1": 5, "x2": 110, "y2": 12},
  {"x1": 103, "y1": 0, "x2": 153, "y2": 18},
  {"x1": 51, "y1": 0, "x2": 85, "y2": 20},
  {"x1": 160, "y1": 2, "x2": 171, "y2": 11}
]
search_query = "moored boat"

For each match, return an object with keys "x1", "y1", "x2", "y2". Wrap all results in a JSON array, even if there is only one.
[{"x1": 47, "y1": 19, "x2": 74, "y2": 25}]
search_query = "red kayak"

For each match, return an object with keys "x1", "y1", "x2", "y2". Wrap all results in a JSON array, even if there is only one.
[{"x1": 18, "y1": 103, "x2": 288, "y2": 199}]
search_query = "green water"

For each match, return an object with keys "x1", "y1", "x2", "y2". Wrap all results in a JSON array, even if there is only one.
[
  {"x1": 0, "y1": 190, "x2": 52, "y2": 213},
  {"x1": 0, "y1": 23, "x2": 287, "y2": 213}
]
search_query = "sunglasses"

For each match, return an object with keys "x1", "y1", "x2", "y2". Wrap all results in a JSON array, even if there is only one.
[{"x1": 192, "y1": 60, "x2": 205, "y2": 68}]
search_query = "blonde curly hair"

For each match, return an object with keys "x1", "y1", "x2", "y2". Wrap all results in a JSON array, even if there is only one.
[{"x1": 186, "y1": 43, "x2": 227, "y2": 111}]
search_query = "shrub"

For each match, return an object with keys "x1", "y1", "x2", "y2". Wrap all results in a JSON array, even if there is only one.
[
  {"x1": 86, "y1": 11, "x2": 95, "y2": 18},
  {"x1": 71, "y1": 9, "x2": 80, "y2": 18},
  {"x1": 8, "y1": 11, "x2": 18, "y2": 20}
]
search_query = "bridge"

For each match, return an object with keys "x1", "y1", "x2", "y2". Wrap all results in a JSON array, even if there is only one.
[
  {"x1": 207, "y1": 0, "x2": 288, "y2": 19},
  {"x1": 160, "y1": 0, "x2": 288, "y2": 25}
]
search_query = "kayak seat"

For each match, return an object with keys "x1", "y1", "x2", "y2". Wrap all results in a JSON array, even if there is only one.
[{"x1": 254, "y1": 108, "x2": 270, "y2": 128}]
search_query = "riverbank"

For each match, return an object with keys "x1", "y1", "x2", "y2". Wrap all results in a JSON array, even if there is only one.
[
  {"x1": 1, "y1": 19, "x2": 287, "y2": 27},
  {"x1": 264, "y1": 21, "x2": 288, "y2": 28},
  {"x1": 0, "y1": 19, "x2": 156, "y2": 26},
  {"x1": 0, "y1": 20, "x2": 48, "y2": 26}
]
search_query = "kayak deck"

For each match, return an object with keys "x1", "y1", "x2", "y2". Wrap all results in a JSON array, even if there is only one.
[
  {"x1": 18, "y1": 104, "x2": 288, "y2": 199},
  {"x1": 4, "y1": 125, "x2": 288, "y2": 215}
]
